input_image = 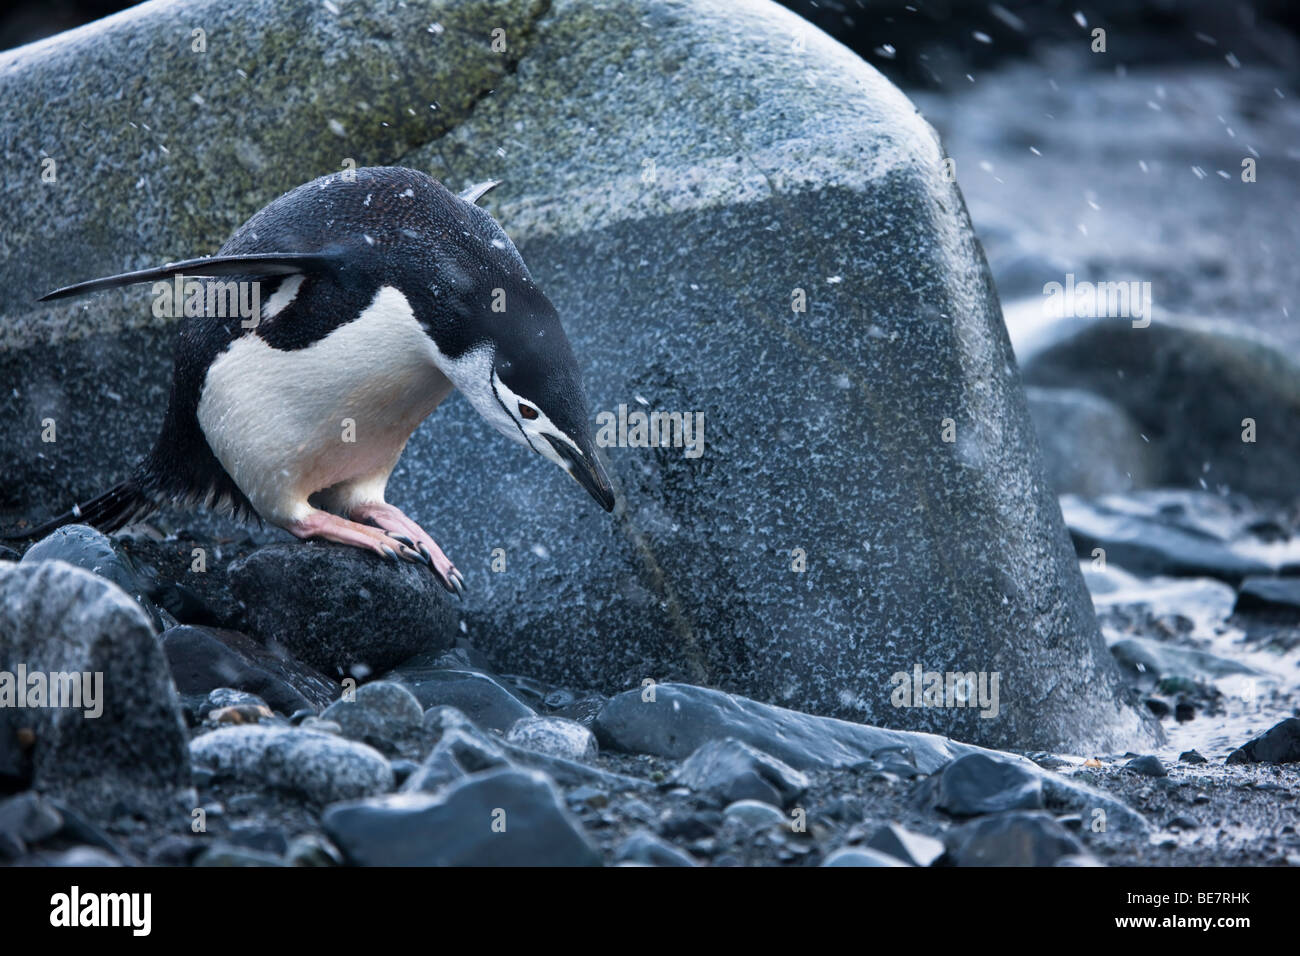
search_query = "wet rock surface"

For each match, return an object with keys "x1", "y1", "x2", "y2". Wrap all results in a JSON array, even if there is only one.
[
  {"x1": 323, "y1": 769, "x2": 602, "y2": 867},
  {"x1": 20, "y1": 524, "x2": 164, "y2": 631},
  {"x1": 228, "y1": 540, "x2": 458, "y2": 678},
  {"x1": 672, "y1": 738, "x2": 809, "y2": 809},
  {"x1": 944, "y1": 812, "x2": 1089, "y2": 867},
  {"x1": 0, "y1": 549, "x2": 1297, "y2": 867},
  {"x1": 1226, "y1": 719, "x2": 1300, "y2": 766},
  {"x1": 162, "y1": 624, "x2": 339, "y2": 716},
  {"x1": 934, "y1": 753, "x2": 1044, "y2": 817}
]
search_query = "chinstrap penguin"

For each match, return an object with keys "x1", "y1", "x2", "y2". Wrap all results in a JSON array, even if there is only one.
[{"x1": 14, "y1": 166, "x2": 615, "y2": 594}]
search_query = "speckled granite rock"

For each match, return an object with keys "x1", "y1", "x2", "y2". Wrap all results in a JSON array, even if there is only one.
[
  {"x1": 189, "y1": 724, "x2": 393, "y2": 804},
  {"x1": 0, "y1": 0, "x2": 1154, "y2": 750},
  {"x1": 0, "y1": 561, "x2": 193, "y2": 819}
]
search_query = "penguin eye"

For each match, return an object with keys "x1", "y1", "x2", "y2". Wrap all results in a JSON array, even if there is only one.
[{"x1": 518, "y1": 403, "x2": 539, "y2": 420}]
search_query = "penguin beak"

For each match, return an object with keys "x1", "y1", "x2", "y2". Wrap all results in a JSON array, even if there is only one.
[{"x1": 545, "y1": 435, "x2": 615, "y2": 512}]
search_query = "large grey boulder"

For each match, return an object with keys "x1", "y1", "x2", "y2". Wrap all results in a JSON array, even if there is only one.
[
  {"x1": 0, "y1": 0, "x2": 1154, "y2": 750},
  {"x1": 0, "y1": 561, "x2": 193, "y2": 819}
]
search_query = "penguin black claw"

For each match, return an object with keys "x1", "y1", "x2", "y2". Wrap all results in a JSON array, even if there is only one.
[
  {"x1": 387, "y1": 532, "x2": 416, "y2": 549},
  {"x1": 445, "y1": 570, "x2": 466, "y2": 598}
]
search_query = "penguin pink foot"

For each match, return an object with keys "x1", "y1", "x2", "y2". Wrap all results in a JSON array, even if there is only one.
[
  {"x1": 284, "y1": 509, "x2": 462, "y2": 596},
  {"x1": 348, "y1": 501, "x2": 465, "y2": 596}
]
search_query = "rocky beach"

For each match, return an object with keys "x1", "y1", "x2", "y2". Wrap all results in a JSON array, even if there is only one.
[{"x1": 1, "y1": 0, "x2": 1298, "y2": 871}]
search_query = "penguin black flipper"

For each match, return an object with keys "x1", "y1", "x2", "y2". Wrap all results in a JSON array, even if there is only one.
[{"x1": 37, "y1": 252, "x2": 342, "y2": 303}]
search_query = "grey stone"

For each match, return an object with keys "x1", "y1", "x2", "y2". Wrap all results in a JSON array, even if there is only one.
[
  {"x1": 595, "y1": 683, "x2": 988, "y2": 772},
  {"x1": 324, "y1": 768, "x2": 601, "y2": 866},
  {"x1": 402, "y1": 723, "x2": 511, "y2": 794},
  {"x1": 320, "y1": 681, "x2": 425, "y2": 757},
  {"x1": 189, "y1": 725, "x2": 393, "y2": 804},
  {"x1": 422, "y1": 704, "x2": 476, "y2": 737},
  {"x1": 202, "y1": 688, "x2": 269, "y2": 714},
  {"x1": 936, "y1": 753, "x2": 1045, "y2": 816},
  {"x1": 286, "y1": 834, "x2": 345, "y2": 867},
  {"x1": 400, "y1": 671, "x2": 535, "y2": 732},
  {"x1": 1225, "y1": 718, "x2": 1300, "y2": 765},
  {"x1": 723, "y1": 800, "x2": 788, "y2": 831},
  {"x1": 1037, "y1": 775, "x2": 1149, "y2": 835},
  {"x1": 0, "y1": 0, "x2": 1151, "y2": 753},
  {"x1": 161, "y1": 624, "x2": 340, "y2": 715},
  {"x1": 506, "y1": 715, "x2": 598, "y2": 761},
  {"x1": 672, "y1": 738, "x2": 809, "y2": 809},
  {"x1": 227, "y1": 541, "x2": 457, "y2": 678},
  {"x1": 1061, "y1": 494, "x2": 1274, "y2": 583},
  {"x1": 0, "y1": 793, "x2": 63, "y2": 858},
  {"x1": 498, "y1": 740, "x2": 653, "y2": 793},
  {"x1": 1025, "y1": 387, "x2": 1156, "y2": 497},
  {"x1": 1021, "y1": 316, "x2": 1300, "y2": 502},
  {"x1": 822, "y1": 847, "x2": 909, "y2": 867},
  {"x1": 1124, "y1": 755, "x2": 1168, "y2": 777},
  {"x1": 194, "y1": 843, "x2": 290, "y2": 867},
  {"x1": 1236, "y1": 577, "x2": 1300, "y2": 616},
  {"x1": 401, "y1": 747, "x2": 468, "y2": 794},
  {"x1": 614, "y1": 830, "x2": 698, "y2": 867},
  {"x1": 0, "y1": 560, "x2": 193, "y2": 820},
  {"x1": 146, "y1": 835, "x2": 207, "y2": 866},
  {"x1": 20, "y1": 525, "x2": 163, "y2": 631},
  {"x1": 37, "y1": 846, "x2": 125, "y2": 867},
  {"x1": 866, "y1": 823, "x2": 945, "y2": 867},
  {"x1": 944, "y1": 811, "x2": 1086, "y2": 867},
  {"x1": 226, "y1": 823, "x2": 290, "y2": 856},
  {"x1": 1111, "y1": 637, "x2": 1258, "y2": 690}
]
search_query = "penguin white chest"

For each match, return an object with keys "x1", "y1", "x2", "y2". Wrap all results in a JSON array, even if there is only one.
[{"x1": 196, "y1": 285, "x2": 451, "y2": 522}]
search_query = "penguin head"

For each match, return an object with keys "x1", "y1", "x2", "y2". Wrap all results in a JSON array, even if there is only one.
[
  {"x1": 424, "y1": 184, "x2": 615, "y2": 513},
  {"x1": 479, "y1": 305, "x2": 616, "y2": 514}
]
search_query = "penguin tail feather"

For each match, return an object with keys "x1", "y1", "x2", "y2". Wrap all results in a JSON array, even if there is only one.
[{"x1": 0, "y1": 479, "x2": 156, "y2": 542}]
